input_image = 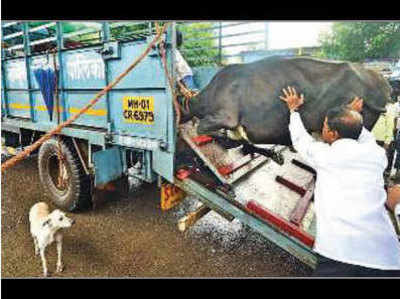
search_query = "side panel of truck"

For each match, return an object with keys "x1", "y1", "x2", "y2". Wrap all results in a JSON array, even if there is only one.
[{"x1": 1, "y1": 22, "x2": 177, "y2": 183}]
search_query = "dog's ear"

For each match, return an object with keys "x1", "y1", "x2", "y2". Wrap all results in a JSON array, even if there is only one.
[{"x1": 42, "y1": 218, "x2": 53, "y2": 228}]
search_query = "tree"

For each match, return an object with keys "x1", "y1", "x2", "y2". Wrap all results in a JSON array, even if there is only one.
[
  {"x1": 177, "y1": 22, "x2": 220, "y2": 67},
  {"x1": 318, "y1": 22, "x2": 400, "y2": 62}
]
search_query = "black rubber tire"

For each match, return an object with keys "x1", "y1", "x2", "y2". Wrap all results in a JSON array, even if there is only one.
[{"x1": 38, "y1": 137, "x2": 92, "y2": 212}]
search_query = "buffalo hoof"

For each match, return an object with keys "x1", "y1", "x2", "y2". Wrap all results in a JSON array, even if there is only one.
[
  {"x1": 288, "y1": 145, "x2": 297, "y2": 153},
  {"x1": 240, "y1": 143, "x2": 254, "y2": 156},
  {"x1": 271, "y1": 152, "x2": 284, "y2": 165},
  {"x1": 215, "y1": 136, "x2": 242, "y2": 150}
]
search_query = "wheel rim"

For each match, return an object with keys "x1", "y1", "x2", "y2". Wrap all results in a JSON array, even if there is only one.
[{"x1": 47, "y1": 153, "x2": 70, "y2": 195}]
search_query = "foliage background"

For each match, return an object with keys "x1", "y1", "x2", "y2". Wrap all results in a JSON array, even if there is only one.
[
  {"x1": 177, "y1": 22, "x2": 219, "y2": 67},
  {"x1": 318, "y1": 22, "x2": 400, "y2": 62}
]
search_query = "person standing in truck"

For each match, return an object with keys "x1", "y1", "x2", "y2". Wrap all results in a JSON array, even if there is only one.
[
  {"x1": 173, "y1": 30, "x2": 199, "y2": 93},
  {"x1": 279, "y1": 86, "x2": 400, "y2": 277},
  {"x1": 159, "y1": 29, "x2": 199, "y2": 100}
]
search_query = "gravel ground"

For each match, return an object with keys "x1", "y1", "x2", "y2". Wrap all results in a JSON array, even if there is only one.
[{"x1": 1, "y1": 155, "x2": 312, "y2": 278}]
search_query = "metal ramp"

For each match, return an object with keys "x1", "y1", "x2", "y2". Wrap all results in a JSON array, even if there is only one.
[
  {"x1": 177, "y1": 121, "x2": 317, "y2": 247},
  {"x1": 231, "y1": 148, "x2": 317, "y2": 241},
  {"x1": 179, "y1": 121, "x2": 283, "y2": 185}
]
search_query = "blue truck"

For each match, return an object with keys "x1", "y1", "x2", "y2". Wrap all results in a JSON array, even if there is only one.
[{"x1": 1, "y1": 21, "x2": 318, "y2": 268}]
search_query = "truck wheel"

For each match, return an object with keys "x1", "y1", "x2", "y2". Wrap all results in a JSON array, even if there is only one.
[{"x1": 38, "y1": 137, "x2": 92, "y2": 212}]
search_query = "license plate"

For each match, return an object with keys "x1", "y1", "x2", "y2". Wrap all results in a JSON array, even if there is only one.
[{"x1": 123, "y1": 96, "x2": 155, "y2": 124}]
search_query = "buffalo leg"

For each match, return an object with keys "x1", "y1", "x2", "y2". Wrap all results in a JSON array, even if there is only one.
[
  {"x1": 212, "y1": 136, "x2": 284, "y2": 165},
  {"x1": 213, "y1": 136, "x2": 243, "y2": 149},
  {"x1": 197, "y1": 113, "x2": 239, "y2": 137},
  {"x1": 241, "y1": 143, "x2": 284, "y2": 165}
]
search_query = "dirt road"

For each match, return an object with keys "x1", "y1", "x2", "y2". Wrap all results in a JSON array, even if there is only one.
[{"x1": 1, "y1": 156, "x2": 312, "y2": 277}]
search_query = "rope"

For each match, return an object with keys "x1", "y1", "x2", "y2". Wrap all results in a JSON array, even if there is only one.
[
  {"x1": 158, "y1": 40, "x2": 182, "y2": 127},
  {"x1": 155, "y1": 21, "x2": 199, "y2": 119},
  {"x1": 177, "y1": 80, "x2": 199, "y2": 113},
  {"x1": 177, "y1": 80, "x2": 199, "y2": 101},
  {"x1": 1, "y1": 22, "x2": 170, "y2": 173},
  {"x1": 50, "y1": 48, "x2": 68, "y2": 188}
]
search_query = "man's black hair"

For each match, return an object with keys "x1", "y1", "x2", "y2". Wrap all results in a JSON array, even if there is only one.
[{"x1": 326, "y1": 106, "x2": 363, "y2": 140}]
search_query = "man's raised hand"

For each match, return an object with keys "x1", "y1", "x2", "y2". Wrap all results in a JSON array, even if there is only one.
[
  {"x1": 347, "y1": 96, "x2": 364, "y2": 113},
  {"x1": 280, "y1": 86, "x2": 304, "y2": 113}
]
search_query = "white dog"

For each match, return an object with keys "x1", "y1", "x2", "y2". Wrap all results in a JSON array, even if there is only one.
[{"x1": 29, "y1": 202, "x2": 75, "y2": 277}]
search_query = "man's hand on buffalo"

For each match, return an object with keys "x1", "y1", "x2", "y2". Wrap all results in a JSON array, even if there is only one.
[
  {"x1": 347, "y1": 96, "x2": 364, "y2": 112},
  {"x1": 280, "y1": 86, "x2": 304, "y2": 113}
]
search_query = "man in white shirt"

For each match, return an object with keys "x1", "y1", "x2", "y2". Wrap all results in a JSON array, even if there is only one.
[{"x1": 280, "y1": 86, "x2": 400, "y2": 277}]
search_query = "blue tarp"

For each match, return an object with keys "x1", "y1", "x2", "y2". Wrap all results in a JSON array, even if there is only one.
[{"x1": 33, "y1": 68, "x2": 57, "y2": 121}]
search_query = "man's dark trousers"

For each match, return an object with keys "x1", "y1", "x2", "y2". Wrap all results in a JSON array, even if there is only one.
[
  {"x1": 376, "y1": 140, "x2": 395, "y2": 175},
  {"x1": 313, "y1": 254, "x2": 400, "y2": 277}
]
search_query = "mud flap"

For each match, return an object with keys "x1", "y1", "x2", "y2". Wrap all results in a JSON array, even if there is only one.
[
  {"x1": 91, "y1": 175, "x2": 130, "y2": 209},
  {"x1": 93, "y1": 147, "x2": 124, "y2": 187},
  {"x1": 161, "y1": 183, "x2": 186, "y2": 211}
]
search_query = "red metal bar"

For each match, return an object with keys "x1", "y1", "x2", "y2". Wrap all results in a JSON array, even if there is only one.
[
  {"x1": 246, "y1": 200, "x2": 315, "y2": 248},
  {"x1": 218, "y1": 165, "x2": 234, "y2": 176},
  {"x1": 275, "y1": 175, "x2": 306, "y2": 196},
  {"x1": 217, "y1": 153, "x2": 260, "y2": 176},
  {"x1": 291, "y1": 159, "x2": 316, "y2": 176},
  {"x1": 176, "y1": 168, "x2": 192, "y2": 180},
  {"x1": 289, "y1": 179, "x2": 315, "y2": 226},
  {"x1": 192, "y1": 135, "x2": 213, "y2": 146}
]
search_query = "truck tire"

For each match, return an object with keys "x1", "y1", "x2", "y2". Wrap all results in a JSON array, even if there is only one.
[{"x1": 38, "y1": 137, "x2": 92, "y2": 212}]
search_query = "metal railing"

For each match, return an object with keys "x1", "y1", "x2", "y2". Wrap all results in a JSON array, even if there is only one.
[
  {"x1": 1, "y1": 21, "x2": 269, "y2": 67},
  {"x1": 177, "y1": 21, "x2": 268, "y2": 66},
  {"x1": 1, "y1": 21, "x2": 159, "y2": 58}
]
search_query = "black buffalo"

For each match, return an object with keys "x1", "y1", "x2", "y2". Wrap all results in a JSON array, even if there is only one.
[{"x1": 183, "y1": 56, "x2": 392, "y2": 163}]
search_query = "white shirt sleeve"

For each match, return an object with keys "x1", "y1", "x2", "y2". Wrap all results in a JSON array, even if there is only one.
[
  {"x1": 173, "y1": 50, "x2": 193, "y2": 81},
  {"x1": 289, "y1": 112, "x2": 330, "y2": 169},
  {"x1": 358, "y1": 126, "x2": 388, "y2": 169}
]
